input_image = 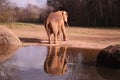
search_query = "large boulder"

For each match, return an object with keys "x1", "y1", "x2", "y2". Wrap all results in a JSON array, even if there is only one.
[
  {"x1": 96, "y1": 45, "x2": 120, "y2": 68},
  {"x1": 0, "y1": 25, "x2": 22, "y2": 55}
]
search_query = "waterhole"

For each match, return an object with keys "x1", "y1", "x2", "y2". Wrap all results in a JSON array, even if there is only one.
[{"x1": 0, "y1": 46, "x2": 120, "y2": 80}]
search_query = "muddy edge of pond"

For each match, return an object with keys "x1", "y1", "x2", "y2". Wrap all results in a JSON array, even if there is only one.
[{"x1": 21, "y1": 42, "x2": 104, "y2": 50}]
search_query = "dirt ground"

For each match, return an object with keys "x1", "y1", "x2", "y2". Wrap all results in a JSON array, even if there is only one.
[{"x1": 6, "y1": 23, "x2": 120, "y2": 49}]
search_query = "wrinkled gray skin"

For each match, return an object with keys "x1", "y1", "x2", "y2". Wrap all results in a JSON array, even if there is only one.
[{"x1": 45, "y1": 11, "x2": 69, "y2": 44}]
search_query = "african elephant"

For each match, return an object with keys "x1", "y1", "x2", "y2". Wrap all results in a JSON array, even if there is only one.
[
  {"x1": 44, "y1": 46, "x2": 67, "y2": 75},
  {"x1": 44, "y1": 11, "x2": 69, "y2": 44}
]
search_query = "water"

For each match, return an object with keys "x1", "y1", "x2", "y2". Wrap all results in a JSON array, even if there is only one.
[{"x1": 0, "y1": 46, "x2": 120, "y2": 80}]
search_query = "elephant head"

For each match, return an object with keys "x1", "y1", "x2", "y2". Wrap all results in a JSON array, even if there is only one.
[
  {"x1": 62, "y1": 11, "x2": 69, "y2": 27},
  {"x1": 44, "y1": 46, "x2": 67, "y2": 75}
]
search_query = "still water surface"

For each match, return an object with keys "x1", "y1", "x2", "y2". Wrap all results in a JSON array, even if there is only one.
[{"x1": 0, "y1": 46, "x2": 120, "y2": 80}]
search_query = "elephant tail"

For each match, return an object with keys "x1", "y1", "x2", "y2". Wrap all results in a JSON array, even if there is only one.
[
  {"x1": 45, "y1": 21, "x2": 52, "y2": 34},
  {"x1": 45, "y1": 20, "x2": 49, "y2": 31}
]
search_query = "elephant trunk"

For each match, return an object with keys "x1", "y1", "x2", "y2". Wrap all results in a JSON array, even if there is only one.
[{"x1": 65, "y1": 21, "x2": 69, "y2": 28}]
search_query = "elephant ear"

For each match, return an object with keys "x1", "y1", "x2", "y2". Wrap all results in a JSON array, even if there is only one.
[
  {"x1": 62, "y1": 11, "x2": 69, "y2": 27},
  {"x1": 62, "y1": 11, "x2": 68, "y2": 22}
]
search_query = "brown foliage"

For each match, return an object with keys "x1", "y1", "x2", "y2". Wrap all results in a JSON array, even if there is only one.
[{"x1": 0, "y1": 2, "x2": 50, "y2": 23}]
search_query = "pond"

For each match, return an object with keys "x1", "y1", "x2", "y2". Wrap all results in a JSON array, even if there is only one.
[{"x1": 0, "y1": 46, "x2": 120, "y2": 80}]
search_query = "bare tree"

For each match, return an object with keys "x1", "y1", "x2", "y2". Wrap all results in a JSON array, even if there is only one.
[
  {"x1": 0, "y1": 0, "x2": 10, "y2": 9},
  {"x1": 0, "y1": 0, "x2": 13, "y2": 23}
]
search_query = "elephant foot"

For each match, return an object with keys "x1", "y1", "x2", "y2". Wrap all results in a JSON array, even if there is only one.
[
  {"x1": 48, "y1": 41, "x2": 52, "y2": 44},
  {"x1": 54, "y1": 42, "x2": 58, "y2": 44},
  {"x1": 54, "y1": 41, "x2": 59, "y2": 44},
  {"x1": 58, "y1": 38, "x2": 61, "y2": 41},
  {"x1": 63, "y1": 38, "x2": 67, "y2": 41}
]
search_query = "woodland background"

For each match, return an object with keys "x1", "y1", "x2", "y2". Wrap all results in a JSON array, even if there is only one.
[{"x1": 0, "y1": 0, "x2": 120, "y2": 27}]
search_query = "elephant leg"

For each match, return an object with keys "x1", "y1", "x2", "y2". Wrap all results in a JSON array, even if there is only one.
[
  {"x1": 57, "y1": 31, "x2": 61, "y2": 41},
  {"x1": 46, "y1": 23, "x2": 53, "y2": 44},
  {"x1": 61, "y1": 25, "x2": 67, "y2": 41},
  {"x1": 51, "y1": 23, "x2": 59, "y2": 44},
  {"x1": 49, "y1": 35, "x2": 52, "y2": 44},
  {"x1": 54, "y1": 33, "x2": 58, "y2": 44},
  {"x1": 47, "y1": 31, "x2": 52, "y2": 44},
  {"x1": 54, "y1": 30, "x2": 59, "y2": 44}
]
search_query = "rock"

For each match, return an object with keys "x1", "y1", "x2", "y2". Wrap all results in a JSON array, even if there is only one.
[
  {"x1": 0, "y1": 25, "x2": 22, "y2": 55},
  {"x1": 96, "y1": 45, "x2": 120, "y2": 68}
]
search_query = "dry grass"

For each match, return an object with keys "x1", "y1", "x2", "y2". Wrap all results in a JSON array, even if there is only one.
[{"x1": 4, "y1": 22, "x2": 120, "y2": 49}]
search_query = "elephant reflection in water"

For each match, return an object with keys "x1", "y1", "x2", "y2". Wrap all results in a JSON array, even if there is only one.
[{"x1": 44, "y1": 46, "x2": 67, "y2": 75}]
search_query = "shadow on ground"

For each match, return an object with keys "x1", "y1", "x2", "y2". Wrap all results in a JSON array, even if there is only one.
[{"x1": 19, "y1": 37, "x2": 48, "y2": 44}]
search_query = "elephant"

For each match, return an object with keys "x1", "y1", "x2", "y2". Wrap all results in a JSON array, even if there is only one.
[
  {"x1": 44, "y1": 46, "x2": 67, "y2": 75},
  {"x1": 44, "y1": 11, "x2": 69, "y2": 44}
]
